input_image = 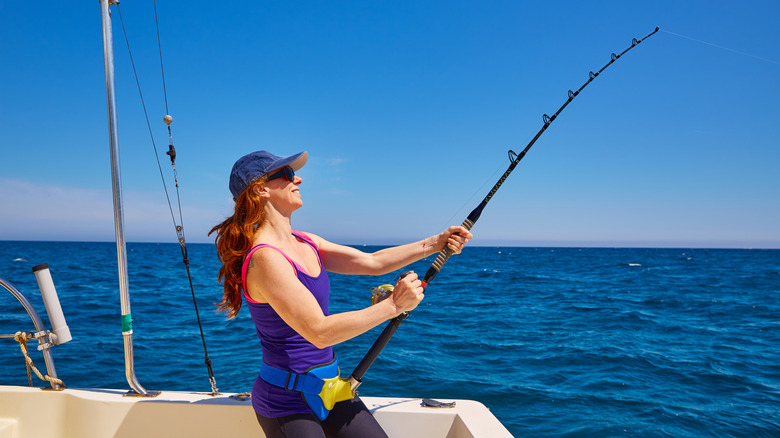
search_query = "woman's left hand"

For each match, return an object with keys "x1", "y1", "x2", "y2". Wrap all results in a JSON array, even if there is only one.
[{"x1": 435, "y1": 225, "x2": 473, "y2": 255}]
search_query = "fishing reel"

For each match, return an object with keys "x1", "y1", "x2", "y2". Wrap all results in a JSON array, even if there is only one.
[
  {"x1": 370, "y1": 284, "x2": 394, "y2": 305},
  {"x1": 371, "y1": 271, "x2": 416, "y2": 305}
]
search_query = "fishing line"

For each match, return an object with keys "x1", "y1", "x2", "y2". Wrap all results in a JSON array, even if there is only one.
[
  {"x1": 660, "y1": 29, "x2": 780, "y2": 65},
  {"x1": 348, "y1": 27, "x2": 660, "y2": 391},
  {"x1": 439, "y1": 163, "x2": 506, "y2": 236},
  {"x1": 116, "y1": 3, "x2": 219, "y2": 396}
]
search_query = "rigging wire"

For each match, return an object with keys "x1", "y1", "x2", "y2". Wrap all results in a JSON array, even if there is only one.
[
  {"x1": 115, "y1": 6, "x2": 178, "y2": 229},
  {"x1": 115, "y1": 3, "x2": 219, "y2": 396},
  {"x1": 153, "y1": 0, "x2": 170, "y2": 114}
]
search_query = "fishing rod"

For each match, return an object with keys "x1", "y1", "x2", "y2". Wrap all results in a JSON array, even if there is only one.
[{"x1": 348, "y1": 26, "x2": 660, "y2": 391}]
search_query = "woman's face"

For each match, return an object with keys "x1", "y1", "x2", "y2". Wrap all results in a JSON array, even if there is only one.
[{"x1": 263, "y1": 167, "x2": 303, "y2": 211}]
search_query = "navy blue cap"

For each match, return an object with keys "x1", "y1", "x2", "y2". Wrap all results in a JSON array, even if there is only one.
[{"x1": 229, "y1": 150, "x2": 308, "y2": 201}]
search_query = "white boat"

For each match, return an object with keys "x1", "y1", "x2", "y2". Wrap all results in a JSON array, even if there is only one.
[
  {"x1": 0, "y1": 2, "x2": 512, "y2": 437},
  {"x1": 0, "y1": 386, "x2": 509, "y2": 438}
]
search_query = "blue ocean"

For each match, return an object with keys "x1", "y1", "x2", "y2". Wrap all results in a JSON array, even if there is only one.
[{"x1": 1, "y1": 241, "x2": 778, "y2": 437}]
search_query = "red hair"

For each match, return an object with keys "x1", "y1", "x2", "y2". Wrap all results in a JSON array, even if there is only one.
[{"x1": 209, "y1": 178, "x2": 267, "y2": 318}]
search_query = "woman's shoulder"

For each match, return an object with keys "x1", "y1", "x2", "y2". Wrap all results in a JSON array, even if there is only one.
[
  {"x1": 248, "y1": 243, "x2": 286, "y2": 261},
  {"x1": 294, "y1": 231, "x2": 355, "y2": 257},
  {"x1": 246, "y1": 244, "x2": 297, "y2": 277},
  {"x1": 292, "y1": 230, "x2": 322, "y2": 247}
]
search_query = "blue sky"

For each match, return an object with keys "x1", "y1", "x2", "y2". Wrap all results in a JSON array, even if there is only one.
[{"x1": 1, "y1": 1, "x2": 778, "y2": 248}]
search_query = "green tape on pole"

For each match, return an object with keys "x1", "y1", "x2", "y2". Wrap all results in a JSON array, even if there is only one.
[{"x1": 121, "y1": 314, "x2": 133, "y2": 333}]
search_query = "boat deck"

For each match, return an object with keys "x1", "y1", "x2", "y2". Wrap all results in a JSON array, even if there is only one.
[{"x1": 0, "y1": 386, "x2": 512, "y2": 437}]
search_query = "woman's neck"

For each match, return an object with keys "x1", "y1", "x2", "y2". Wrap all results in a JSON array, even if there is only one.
[{"x1": 254, "y1": 208, "x2": 295, "y2": 245}]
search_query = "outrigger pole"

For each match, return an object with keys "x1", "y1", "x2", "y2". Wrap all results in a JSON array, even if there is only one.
[{"x1": 348, "y1": 27, "x2": 660, "y2": 391}]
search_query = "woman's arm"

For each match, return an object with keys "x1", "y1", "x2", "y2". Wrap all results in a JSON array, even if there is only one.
[
  {"x1": 307, "y1": 225, "x2": 473, "y2": 276},
  {"x1": 246, "y1": 247, "x2": 424, "y2": 349}
]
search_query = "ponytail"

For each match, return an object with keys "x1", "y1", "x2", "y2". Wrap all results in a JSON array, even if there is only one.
[{"x1": 209, "y1": 179, "x2": 266, "y2": 318}]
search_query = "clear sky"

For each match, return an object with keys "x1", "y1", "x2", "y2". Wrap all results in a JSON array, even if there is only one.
[{"x1": 1, "y1": 1, "x2": 778, "y2": 248}]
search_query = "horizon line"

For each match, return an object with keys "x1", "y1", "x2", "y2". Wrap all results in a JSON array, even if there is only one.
[{"x1": 2, "y1": 238, "x2": 778, "y2": 250}]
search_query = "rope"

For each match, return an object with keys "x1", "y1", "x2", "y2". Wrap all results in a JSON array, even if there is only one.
[{"x1": 13, "y1": 332, "x2": 65, "y2": 388}]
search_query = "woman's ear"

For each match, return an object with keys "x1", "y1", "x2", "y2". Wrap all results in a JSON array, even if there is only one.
[{"x1": 252, "y1": 184, "x2": 270, "y2": 199}]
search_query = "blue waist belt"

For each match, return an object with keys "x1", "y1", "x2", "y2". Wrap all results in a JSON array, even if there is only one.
[{"x1": 260, "y1": 358, "x2": 354, "y2": 420}]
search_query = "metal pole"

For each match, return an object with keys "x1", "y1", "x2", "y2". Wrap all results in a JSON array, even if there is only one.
[{"x1": 100, "y1": 0, "x2": 149, "y2": 396}]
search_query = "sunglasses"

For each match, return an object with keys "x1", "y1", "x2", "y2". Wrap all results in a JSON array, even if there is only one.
[{"x1": 266, "y1": 166, "x2": 295, "y2": 182}]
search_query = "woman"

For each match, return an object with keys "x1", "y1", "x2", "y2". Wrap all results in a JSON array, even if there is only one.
[{"x1": 210, "y1": 150, "x2": 472, "y2": 438}]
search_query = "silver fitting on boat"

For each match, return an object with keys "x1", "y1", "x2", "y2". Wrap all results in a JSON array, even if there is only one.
[
  {"x1": 0, "y1": 271, "x2": 68, "y2": 390},
  {"x1": 29, "y1": 329, "x2": 56, "y2": 352},
  {"x1": 229, "y1": 392, "x2": 252, "y2": 402}
]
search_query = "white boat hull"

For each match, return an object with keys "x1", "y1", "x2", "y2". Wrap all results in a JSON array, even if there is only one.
[{"x1": 0, "y1": 386, "x2": 512, "y2": 438}]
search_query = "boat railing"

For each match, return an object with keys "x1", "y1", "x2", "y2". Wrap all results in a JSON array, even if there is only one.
[{"x1": 0, "y1": 264, "x2": 72, "y2": 390}]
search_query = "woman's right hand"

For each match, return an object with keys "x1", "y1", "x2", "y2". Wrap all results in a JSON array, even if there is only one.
[{"x1": 389, "y1": 271, "x2": 425, "y2": 315}]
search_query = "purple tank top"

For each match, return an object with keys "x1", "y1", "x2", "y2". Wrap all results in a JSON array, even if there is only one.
[{"x1": 242, "y1": 231, "x2": 333, "y2": 417}]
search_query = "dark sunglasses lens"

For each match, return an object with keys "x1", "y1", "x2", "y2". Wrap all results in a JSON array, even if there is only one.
[{"x1": 267, "y1": 166, "x2": 294, "y2": 182}]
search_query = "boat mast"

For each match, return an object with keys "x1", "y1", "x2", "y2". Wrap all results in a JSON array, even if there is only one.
[{"x1": 100, "y1": 0, "x2": 150, "y2": 396}]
